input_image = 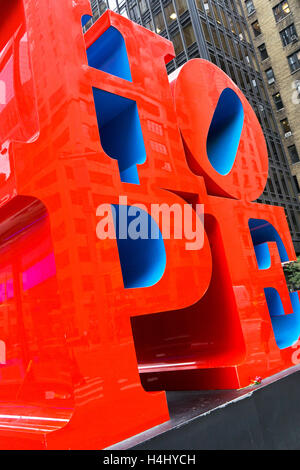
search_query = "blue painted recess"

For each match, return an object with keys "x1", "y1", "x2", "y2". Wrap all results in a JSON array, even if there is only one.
[
  {"x1": 87, "y1": 26, "x2": 145, "y2": 184},
  {"x1": 264, "y1": 289, "x2": 300, "y2": 349},
  {"x1": 253, "y1": 243, "x2": 271, "y2": 270},
  {"x1": 92, "y1": 88, "x2": 146, "y2": 184},
  {"x1": 86, "y1": 26, "x2": 132, "y2": 82},
  {"x1": 112, "y1": 205, "x2": 166, "y2": 289},
  {"x1": 207, "y1": 88, "x2": 244, "y2": 175},
  {"x1": 249, "y1": 218, "x2": 289, "y2": 266},
  {"x1": 249, "y1": 218, "x2": 300, "y2": 349}
]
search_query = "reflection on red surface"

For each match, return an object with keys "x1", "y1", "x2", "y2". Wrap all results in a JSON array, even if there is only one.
[
  {"x1": 0, "y1": 197, "x2": 74, "y2": 449},
  {"x1": 0, "y1": 0, "x2": 299, "y2": 450},
  {"x1": 22, "y1": 253, "x2": 56, "y2": 291}
]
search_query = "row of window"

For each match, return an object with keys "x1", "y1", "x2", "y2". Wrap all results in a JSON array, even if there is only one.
[
  {"x1": 245, "y1": 0, "x2": 291, "y2": 23},
  {"x1": 280, "y1": 23, "x2": 298, "y2": 46},
  {"x1": 201, "y1": 19, "x2": 258, "y2": 69},
  {"x1": 271, "y1": 82, "x2": 300, "y2": 108},
  {"x1": 151, "y1": 0, "x2": 189, "y2": 33},
  {"x1": 258, "y1": 43, "x2": 300, "y2": 75},
  {"x1": 243, "y1": 3, "x2": 300, "y2": 194},
  {"x1": 273, "y1": 0, "x2": 291, "y2": 23},
  {"x1": 264, "y1": 165, "x2": 298, "y2": 203},
  {"x1": 256, "y1": 41, "x2": 300, "y2": 74},
  {"x1": 245, "y1": 3, "x2": 300, "y2": 170},
  {"x1": 252, "y1": 20, "x2": 298, "y2": 47},
  {"x1": 271, "y1": 97, "x2": 299, "y2": 166},
  {"x1": 198, "y1": 0, "x2": 251, "y2": 44},
  {"x1": 247, "y1": 1, "x2": 299, "y2": 72},
  {"x1": 269, "y1": 94, "x2": 295, "y2": 145}
]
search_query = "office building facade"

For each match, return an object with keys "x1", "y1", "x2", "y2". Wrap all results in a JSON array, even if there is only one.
[{"x1": 242, "y1": 0, "x2": 300, "y2": 202}]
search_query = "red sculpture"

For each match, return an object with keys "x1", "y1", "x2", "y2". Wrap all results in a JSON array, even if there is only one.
[{"x1": 0, "y1": 0, "x2": 298, "y2": 449}]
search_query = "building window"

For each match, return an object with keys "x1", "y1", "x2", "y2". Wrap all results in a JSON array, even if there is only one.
[
  {"x1": 280, "y1": 118, "x2": 292, "y2": 136},
  {"x1": 176, "y1": 0, "x2": 188, "y2": 16},
  {"x1": 252, "y1": 20, "x2": 262, "y2": 37},
  {"x1": 245, "y1": 0, "x2": 255, "y2": 16},
  {"x1": 171, "y1": 31, "x2": 184, "y2": 55},
  {"x1": 265, "y1": 67, "x2": 275, "y2": 84},
  {"x1": 196, "y1": 0, "x2": 204, "y2": 12},
  {"x1": 295, "y1": 80, "x2": 300, "y2": 100},
  {"x1": 293, "y1": 176, "x2": 300, "y2": 193},
  {"x1": 273, "y1": 92, "x2": 284, "y2": 110},
  {"x1": 288, "y1": 145, "x2": 300, "y2": 164},
  {"x1": 128, "y1": 4, "x2": 139, "y2": 22},
  {"x1": 258, "y1": 43, "x2": 268, "y2": 61},
  {"x1": 288, "y1": 50, "x2": 300, "y2": 73},
  {"x1": 273, "y1": 1, "x2": 291, "y2": 23},
  {"x1": 212, "y1": 4, "x2": 221, "y2": 24},
  {"x1": 203, "y1": 1, "x2": 211, "y2": 16},
  {"x1": 165, "y1": 3, "x2": 178, "y2": 25},
  {"x1": 201, "y1": 19, "x2": 211, "y2": 43},
  {"x1": 139, "y1": 0, "x2": 148, "y2": 15},
  {"x1": 154, "y1": 11, "x2": 165, "y2": 34},
  {"x1": 280, "y1": 24, "x2": 298, "y2": 46},
  {"x1": 183, "y1": 24, "x2": 196, "y2": 47}
]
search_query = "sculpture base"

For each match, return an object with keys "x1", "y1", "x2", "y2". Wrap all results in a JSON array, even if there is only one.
[{"x1": 107, "y1": 364, "x2": 300, "y2": 450}]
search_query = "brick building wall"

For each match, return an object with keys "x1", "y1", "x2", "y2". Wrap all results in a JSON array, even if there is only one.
[{"x1": 243, "y1": 0, "x2": 300, "y2": 196}]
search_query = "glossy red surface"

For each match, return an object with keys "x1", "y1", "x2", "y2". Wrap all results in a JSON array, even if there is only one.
[
  {"x1": 135, "y1": 60, "x2": 300, "y2": 391},
  {"x1": 0, "y1": 0, "x2": 211, "y2": 449},
  {"x1": 0, "y1": 0, "x2": 298, "y2": 450},
  {"x1": 171, "y1": 59, "x2": 268, "y2": 201}
]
